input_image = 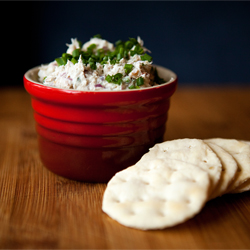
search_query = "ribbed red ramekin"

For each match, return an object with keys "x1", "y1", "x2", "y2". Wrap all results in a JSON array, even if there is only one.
[{"x1": 24, "y1": 65, "x2": 177, "y2": 182}]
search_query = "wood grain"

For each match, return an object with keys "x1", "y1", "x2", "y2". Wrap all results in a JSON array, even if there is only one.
[{"x1": 0, "y1": 86, "x2": 250, "y2": 249}]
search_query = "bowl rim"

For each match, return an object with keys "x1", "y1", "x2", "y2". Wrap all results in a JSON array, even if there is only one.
[{"x1": 24, "y1": 64, "x2": 178, "y2": 93}]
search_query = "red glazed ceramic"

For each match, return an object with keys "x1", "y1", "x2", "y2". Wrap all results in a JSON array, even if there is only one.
[{"x1": 24, "y1": 65, "x2": 177, "y2": 182}]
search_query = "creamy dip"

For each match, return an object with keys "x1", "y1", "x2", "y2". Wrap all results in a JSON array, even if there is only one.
[{"x1": 38, "y1": 36, "x2": 165, "y2": 91}]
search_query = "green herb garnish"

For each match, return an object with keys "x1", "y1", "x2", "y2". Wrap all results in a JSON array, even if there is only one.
[
  {"x1": 87, "y1": 44, "x2": 97, "y2": 52},
  {"x1": 136, "y1": 77, "x2": 144, "y2": 86},
  {"x1": 141, "y1": 53, "x2": 152, "y2": 62},
  {"x1": 71, "y1": 58, "x2": 78, "y2": 64},
  {"x1": 93, "y1": 34, "x2": 102, "y2": 39},
  {"x1": 55, "y1": 57, "x2": 67, "y2": 66},
  {"x1": 105, "y1": 75, "x2": 112, "y2": 83},
  {"x1": 130, "y1": 44, "x2": 144, "y2": 56},
  {"x1": 54, "y1": 36, "x2": 160, "y2": 85},
  {"x1": 72, "y1": 49, "x2": 81, "y2": 58},
  {"x1": 124, "y1": 64, "x2": 133, "y2": 74},
  {"x1": 105, "y1": 73, "x2": 123, "y2": 85}
]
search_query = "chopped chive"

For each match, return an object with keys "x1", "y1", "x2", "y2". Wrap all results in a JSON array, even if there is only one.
[
  {"x1": 105, "y1": 73, "x2": 123, "y2": 85},
  {"x1": 93, "y1": 34, "x2": 102, "y2": 38},
  {"x1": 115, "y1": 40, "x2": 123, "y2": 46},
  {"x1": 81, "y1": 58, "x2": 87, "y2": 64},
  {"x1": 119, "y1": 47, "x2": 124, "y2": 55},
  {"x1": 72, "y1": 49, "x2": 80, "y2": 58},
  {"x1": 125, "y1": 41, "x2": 133, "y2": 49},
  {"x1": 113, "y1": 73, "x2": 122, "y2": 80},
  {"x1": 124, "y1": 64, "x2": 133, "y2": 74},
  {"x1": 55, "y1": 57, "x2": 66, "y2": 66},
  {"x1": 129, "y1": 84, "x2": 139, "y2": 89},
  {"x1": 130, "y1": 44, "x2": 144, "y2": 56},
  {"x1": 89, "y1": 62, "x2": 97, "y2": 70},
  {"x1": 136, "y1": 77, "x2": 144, "y2": 86},
  {"x1": 105, "y1": 75, "x2": 112, "y2": 83},
  {"x1": 87, "y1": 44, "x2": 97, "y2": 51},
  {"x1": 71, "y1": 58, "x2": 78, "y2": 64},
  {"x1": 103, "y1": 56, "x2": 109, "y2": 61},
  {"x1": 91, "y1": 54, "x2": 99, "y2": 61},
  {"x1": 136, "y1": 45, "x2": 144, "y2": 54},
  {"x1": 129, "y1": 38, "x2": 138, "y2": 46},
  {"x1": 53, "y1": 36, "x2": 155, "y2": 81},
  {"x1": 124, "y1": 50, "x2": 129, "y2": 59},
  {"x1": 141, "y1": 53, "x2": 152, "y2": 62},
  {"x1": 88, "y1": 57, "x2": 95, "y2": 63},
  {"x1": 116, "y1": 53, "x2": 123, "y2": 61}
]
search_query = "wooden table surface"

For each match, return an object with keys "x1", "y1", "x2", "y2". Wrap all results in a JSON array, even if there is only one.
[{"x1": 1, "y1": 85, "x2": 250, "y2": 249}]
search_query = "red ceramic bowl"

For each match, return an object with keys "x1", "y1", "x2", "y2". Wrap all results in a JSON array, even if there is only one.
[{"x1": 24, "y1": 65, "x2": 177, "y2": 182}]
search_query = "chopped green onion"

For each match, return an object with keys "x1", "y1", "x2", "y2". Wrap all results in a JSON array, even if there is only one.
[
  {"x1": 129, "y1": 85, "x2": 136, "y2": 89},
  {"x1": 105, "y1": 75, "x2": 112, "y2": 83},
  {"x1": 93, "y1": 34, "x2": 102, "y2": 38},
  {"x1": 81, "y1": 58, "x2": 87, "y2": 64},
  {"x1": 53, "y1": 36, "x2": 156, "y2": 80},
  {"x1": 125, "y1": 41, "x2": 133, "y2": 49},
  {"x1": 71, "y1": 58, "x2": 78, "y2": 64},
  {"x1": 124, "y1": 64, "x2": 133, "y2": 74},
  {"x1": 113, "y1": 73, "x2": 123, "y2": 84},
  {"x1": 91, "y1": 54, "x2": 99, "y2": 61},
  {"x1": 87, "y1": 44, "x2": 96, "y2": 51},
  {"x1": 108, "y1": 51, "x2": 116, "y2": 60},
  {"x1": 113, "y1": 73, "x2": 122, "y2": 80},
  {"x1": 105, "y1": 73, "x2": 123, "y2": 85},
  {"x1": 89, "y1": 62, "x2": 97, "y2": 70},
  {"x1": 124, "y1": 50, "x2": 129, "y2": 59},
  {"x1": 72, "y1": 49, "x2": 80, "y2": 58},
  {"x1": 141, "y1": 53, "x2": 152, "y2": 62},
  {"x1": 129, "y1": 84, "x2": 139, "y2": 89},
  {"x1": 119, "y1": 47, "x2": 124, "y2": 55},
  {"x1": 103, "y1": 56, "x2": 109, "y2": 61},
  {"x1": 136, "y1": 77, "x2": 144, "y2": 86},
  {"x1": 129, "y1": 38, "x2": 138, "y2": 46},
  {"x1": 115, "y1": 40, "x2": 123, "y2": 46},
  {"x1": 130, "y1": 44, "x2": 144, "y2": 56},
  {"x1": 97, "y1": 48, "x2": 104, "y2": 57},
  {"x1": 55, "y1": 57, "x2": 67, "y2": 66},
  {"x1": 62, "y1": 53, "x2": 72, "y2": 60},
  {"x1": 88, "y1": 57, "x2": 95, "y2": 63},
  {"x1": 116, "y1": 53, "x2": 123, "y2": 61}
]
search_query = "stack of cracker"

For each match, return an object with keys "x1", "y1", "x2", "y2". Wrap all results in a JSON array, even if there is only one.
[{"x1": 102, "y1": 138, "x2": 250, "y2": 230}]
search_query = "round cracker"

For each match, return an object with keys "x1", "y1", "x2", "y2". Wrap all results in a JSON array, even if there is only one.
[
  {"x1": 230, "y1": 140, "x2": 250, "y2": 193},
  {"x1": 205, "y1": 141, "x2": 238, "y2": 199},
  {"x1": 102, "y1": 158, "x2": 210, "y2": 230},
  {"x1": 230, "y1": 179, "x2": 250, "y2": 193},
  {"x1": 205, "y1": 138, "x2": 250, "y2": 193},
  {"x1": 241, "y1": 140, "x2": 250, "y2": 146},
  {"x1": 137, "y1": 139, "x2": 222, "y2": 195}
]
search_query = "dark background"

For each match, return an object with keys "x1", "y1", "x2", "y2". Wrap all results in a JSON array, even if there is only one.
[{"x1": 2, "y1": 1, "x2": 250, "y2": 87}]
